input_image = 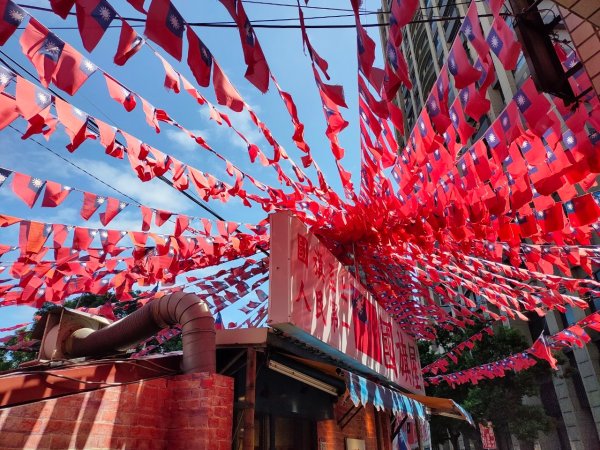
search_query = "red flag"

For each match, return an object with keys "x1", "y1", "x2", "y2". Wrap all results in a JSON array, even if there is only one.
[
  {"x1": 19, "y1": 220, "x2": 50, "y2": 254},
  {"x1": 564, "y1": 194, "x2": 600, "y2": 228},
  {"x1": 219, "y1": 0, "x2": 269, "y2": 93},
  {"x1": 15, "y1": 76, "x2": 53, "y2": 120},
  {"x1": 0, "y1": 92, "x2": 18, "y2": 131},
  {"x1": 174, "y1": 214, "x2": 189, "y2": 236},
  {"x1": 449, "y1": 99, "x2": 475, "y2": 144},
  {"x1": 80, "y1": 192, "x2": 106, "y2": 220},
  {"x1": 535, "y1": 203, "x2": 565, "y2": 234},
  {"x1": 99, "y1": 197, "x2": 127, "y2": 226},
  {"x1": 387, "y1": 101, "x2": 404, "y2": 136},
  {"x1": 127, "y1": 0, "x2": 146, "y2": 13},
  {"x1": 12, "y1": 173, "x2": 45, "y2": 207},
  {"x1": 141, "y1": 205, "x2": 153, "y2": 231},
  {"x1": 351, "y1": 287, "x2": 382, "y2": 363},
  {"x1": 186, "y1": 27, "x2": 212, "y2": 88},
  {"x1": 460, "y1": 2, "x2": 490, "y2": 61},
  {"x1": 72, "y1": 227, "x2": 96, "y2": 251},
  {"x1": 212, "y1": 62, "x2": 244, "y2": 112},
  {"x1": 104, "y1": 73, "x2": 137, "y2": 112},
  {"x1": 0, "y1": 0, "x2": 25, "y2": 45},
  {"x1": 144, "y1": 0, "x2": 185, "y2": 61},
  {"x1": 155, "y1": 210, "x2": 171, "y2": 226},
  {"x1": 448, "y1": 39, "x2": 481, "y2": 89},
  {"x1": 42, "y1": 180, "x2": 72, "y2": 207},
  {"x1": 487, "y1": 16, "x2": 521, "y2": 71},
  {"x1": 51, "y1": 43, "x2": 96, "y2": 95},
  {"x1": 55, "y1": 97, "x2": 89, "y2": 152},
  {"x1": 114, "y1": 20, "x2": 144, "y2": 66},
  {"x1": 19, "y1": 18, "x2": 65, "y2": 88},
  {"x1": 75, "y1": 0, "x2": 116, "y2": 52},
  {"x1": 49, "y1": 0, "x2": 74, "y2": 18},
  {"x1": 156, "y1": 53, "x2": 180, "y2": 93},
  {"x1": 389, "y1": 0, "x2": 418, "y2": 45},
  {"x1": 459, "y1": 84, "x2": 490, "y2": 122},
  {"x1": 514, "y1": 78, "x2": 553, "y2": 136},
  {"x1": 528, "y1": 335, "x2": 557, "y2": 369}
]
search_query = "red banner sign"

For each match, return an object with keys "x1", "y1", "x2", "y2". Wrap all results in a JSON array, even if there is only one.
[{"x1": 268, "y1": 212, "x2": 424, "y2": 393}]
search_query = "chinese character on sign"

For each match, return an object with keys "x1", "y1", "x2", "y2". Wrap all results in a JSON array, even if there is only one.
[
  {"x1": 397, "y1": 331, "x2": 410, "y2": 378},
  {"x1": 315, "y1": 290, "x2": 326, "y2": 325},
  {"x1": 313, "y1": 250, "x2": 324, "y2": 279},
  {"x1": 380, "y1": 320, "x2": 397, "y2": 377},
  {"x1": 297, "y1": 233, "x2": 308, "y2": 265},
  {"x1": 330, "y1": 299, "x2": 339, "y2": 333},
  {"x1": 295, "y1": 281, "x2": 311, "y2": 312},
  {"x1": 479, "y1": 422, "x2": 497, "y2": 449},
  {"x1": 408, "y1": 344, "x2": 420, "y2": 389}
]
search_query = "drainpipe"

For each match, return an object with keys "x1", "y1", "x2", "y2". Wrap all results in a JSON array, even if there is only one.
[{"x1": 65, "y1": 292, "x2": 216, "y2": 373}]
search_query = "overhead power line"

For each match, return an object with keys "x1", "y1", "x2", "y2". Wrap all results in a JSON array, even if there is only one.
[{"x1": 19, "y1": 3, "x2": 499, "y2": 30}]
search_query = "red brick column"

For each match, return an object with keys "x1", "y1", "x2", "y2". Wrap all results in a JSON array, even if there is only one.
[{"x1": 0, "y1": 372, "x2": 234, "y2": 450}]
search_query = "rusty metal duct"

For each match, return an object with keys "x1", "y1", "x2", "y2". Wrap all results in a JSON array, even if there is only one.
[{"x1": 65, "y1": 292, "x2": 215, "y2": 373}]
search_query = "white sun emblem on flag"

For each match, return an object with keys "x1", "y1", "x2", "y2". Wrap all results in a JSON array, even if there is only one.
[
  {"x1": 37, "y1": 92, "x2": 49, "y2": 104},
  {"x1": 119, "y1": 202, "x2": 127, "y2": 210},
  {"x1": 83, "y1": 59, "x2": 95, "y2": 72},
  {"x1": 100, "y1": 230, "x2": 108, "y2": 238},
  {"x1": 516, "y1": 95, "x2": 526, "y2": 106},
  {"x1": 490, "y1": 36, "x2": 499, "y2": 49},
  {"x1": 487, "y1": 132, "x2": 496, "y2": 143},
  {"x1": 420, "y1": 121, "x2": 426, "y2": 131},
  {"x1": 169, "y1": 14, "x2": 180, "y2": 30},
  {"x1": 43, "y1": 40, "x2": 61, "y2": 56},
  {"x1": 0, "y1": 72, "x2": 10, "y2": 85},
  {"x1": 91, "y1": 229, "x2": 98, "y2": 236},
  {"x1": 0, "y1": 174, "x2": 6, "y2": 183},
  {"x1": 96, "y1": 196, "x2": 106, "y2": 204},
  {"x1": 31, "y1": 178, "x2": 42, "y2": 188},
  {"x1": 565, "y1": 135, "x2": 575, "y2": 145},
  {"x1": 501, "y1": 116, "x2": 508, "y2": 127},
  {"x1": 566, "y1": 202, "x2": 574, "y2": 212},
  {"x1": 429, "y1": 99, "x2": 438, "y2": 111},
  {"x1": 98, "y1": 6, "x2": 112, "y2": 21},
  {"x1": 463, "y1": 25, "x2": 472, "y2": 38},
  {"x1": 451, "y1": 112, "x2": 458, "y2": 123},
  {"x1": 9, "y1": 8, "x2": 23, "y2": 23},
  {"x1": 462, "y1": 91, "x2": 469, "y2": 102}
]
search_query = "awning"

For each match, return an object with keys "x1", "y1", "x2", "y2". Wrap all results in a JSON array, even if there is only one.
[
  {"x1": 346, "y1": 372, "x2": 474, "y2": 426},
  {"x1": 405, "y1": 393, "x2": 474, "y2": 426}
]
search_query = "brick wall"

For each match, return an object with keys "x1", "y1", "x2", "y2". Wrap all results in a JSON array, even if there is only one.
[
  {"x1": 0, "y1": 372, "x2": 233, "y2": 450},
  {"x1": 317, "y1": 399, "x2": 392, "y2": 450}
]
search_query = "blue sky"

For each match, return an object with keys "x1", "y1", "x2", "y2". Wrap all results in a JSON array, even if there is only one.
[{"x1": 0, "y1": 0, "x2": 386, "y2": 334}]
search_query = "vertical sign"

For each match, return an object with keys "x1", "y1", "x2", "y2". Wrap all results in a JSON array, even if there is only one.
[
  {"x1": 479, "y1": 423, "x2": 497, "y2": 449},
  {"x1": 268, "y1": 212, "x2": 424, "y2": 393}
]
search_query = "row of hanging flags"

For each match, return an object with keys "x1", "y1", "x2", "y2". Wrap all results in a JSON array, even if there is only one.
[
  {"x1": 0, "y1": 0, "x2": 598, "y2": 383},
  {"x1": 425, "y1": 310, "x2": 600, "y2": 387}
]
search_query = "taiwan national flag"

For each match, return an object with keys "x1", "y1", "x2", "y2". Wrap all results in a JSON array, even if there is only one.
[
  {"x1": 461, "y1": 2, "x2": 490, "y2": 61},
  {"x1": 0, "y1": 0, "x2": 24, "y2": 46},
  {"x1": 75, "y1": 0, "x2": 116, "y2": 52},
  {"x1": 41, "y1": 180, "x2": 71, "y2": 207},
  {"x1": 51, "y1": 43, "x2": 96, "y2": 95},
  {"x1": 12, "y1": 173, "x2": 45, "y2": 208},
  {"x1": 487, "y1": 16, "x2": 522, "y2": 71},
  {"x1": 448, "y1": 39, "x2": 481, "y2": 89},
  {"x1": 351, "y1": 286, "x2": 383, "y2": 364},
  {"x1": 449, "y1": 99, "x2": 475, "y2": 144},
  {"x1": 104, "y1": 73, "x2": 137, "y2": 112},
  {"x1": 0, "y1": 92, "x2": 18, "y2": 131},
  {"x1": 114, "y1": 21, "x2": 144, "y2": 66},
  {"x1": 19, "y1": 18, "x2": 65, "y2": 87},
  {"x1": 212, "y1": 61, "x2": 244, "y2": 112},
  {"x1": 54, "y1": 98, "x2": 89, "y2": 152},
  {"x1": 564, "y1": 194, "x2": 600, "y2": 228},
  {"x1": 144, "y1": 0, "x2": 185, "y2": 61},
  {"x1": 535, "y1": 203, "x2": 565, "y2": 234},
  {"x1": 80, "y1": 192, "x2": 106, "y2": 220},
  {"x1": 186, "y1": 27, "x2": 212, "y2": 88},
  {"x1": 514, "y1": 79, "x2": 553, "y2": 136}
]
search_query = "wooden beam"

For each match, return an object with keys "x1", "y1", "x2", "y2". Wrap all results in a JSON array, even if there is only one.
[{"x1": 243, "y1": 347, "x2": 256, "y2": 450}]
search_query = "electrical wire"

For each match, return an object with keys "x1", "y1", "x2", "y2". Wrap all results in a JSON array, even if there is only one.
[
  {"x1": 17, "y1": 3, "x2": 501, "y2": 29},
  {"x1": 0, "y1": 51, "x2": 237, "y2": 230}
]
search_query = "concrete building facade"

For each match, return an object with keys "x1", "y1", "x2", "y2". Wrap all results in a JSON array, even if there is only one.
[{"x1": 377, "y1": 1, "x2": 600, "y2": 449}]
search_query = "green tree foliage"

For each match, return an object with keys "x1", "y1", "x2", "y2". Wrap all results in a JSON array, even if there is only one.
[{"x1": 419, "y1": 324, "x2": 555, "y2": 450}]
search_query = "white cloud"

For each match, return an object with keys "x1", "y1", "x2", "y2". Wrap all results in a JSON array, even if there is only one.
[
  {"x1": 74, "y1": 159, "x2": 194, "y2": 213},
  {"x1": 165, "y1": 128, "x2": 210, "y2": 151}
]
